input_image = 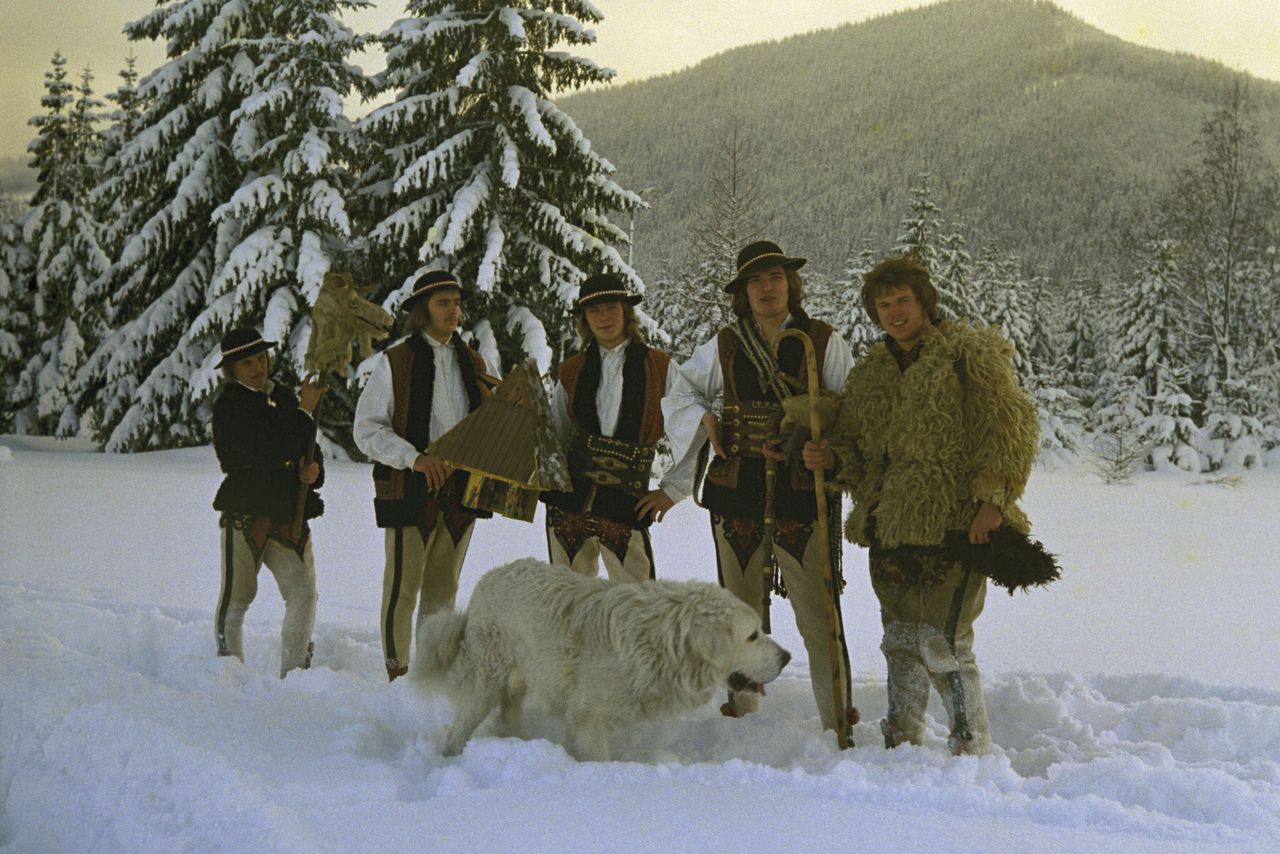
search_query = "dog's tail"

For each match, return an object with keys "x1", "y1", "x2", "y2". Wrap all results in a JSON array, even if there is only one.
[{"x1": 410, "y1": 608, "x2": 467, "y2": 685}]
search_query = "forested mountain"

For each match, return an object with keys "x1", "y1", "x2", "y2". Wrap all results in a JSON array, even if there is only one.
[
  {"x1": 559, "y1": 0, "x2": 1280, "y2": 282},
  {"x1": 2, "y1": 0, "x2": 1276, "y2": 469}
]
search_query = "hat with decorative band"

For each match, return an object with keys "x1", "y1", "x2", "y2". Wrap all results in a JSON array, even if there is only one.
[
  {"x1": 574, "y1": 273, "x2": 642, "y2": 312},
  {"x1": 216, "y1": 327, "x2": 276, "y2": 368},
  {"x1": 724, "y1": 240, "x2": 806, "y2": 293},
  {"x1": 403, "y1": 269, "x2": 470, "y2": 310}
]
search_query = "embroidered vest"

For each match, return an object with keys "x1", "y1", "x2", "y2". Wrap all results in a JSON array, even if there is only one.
[
  {"x1": 543, "y1": 343, "x2": 670, "y2": 528},
  {"x1": 371, "y1": 335, "x2": 489, "y2": 529},
  {"x1": 702, "y1": 318, "x2": 834, "y2": 522}
]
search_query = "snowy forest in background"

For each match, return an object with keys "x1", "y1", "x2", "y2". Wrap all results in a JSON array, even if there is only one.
[{"x1": 0, "y1": 0, "x2": 1277, "y2": 478}]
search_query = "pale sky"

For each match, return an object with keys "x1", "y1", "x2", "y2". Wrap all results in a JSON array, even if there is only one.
[{"x1": 1, "y1": 0, "x2": 1277, "y2": 161}]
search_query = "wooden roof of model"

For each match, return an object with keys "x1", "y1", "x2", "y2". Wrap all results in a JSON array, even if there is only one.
[{"x1": 427, "y1": 359, "x2": 570, "y2": 491}]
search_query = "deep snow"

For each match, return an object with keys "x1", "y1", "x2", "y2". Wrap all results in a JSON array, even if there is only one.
[{"x1": 1, "y1": 436, "x2": 1278, "y2": 852}]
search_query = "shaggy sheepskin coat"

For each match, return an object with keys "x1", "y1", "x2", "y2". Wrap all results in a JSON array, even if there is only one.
[{"x1": 830, "y1": 321, "x2": 1039, "y2": 549}]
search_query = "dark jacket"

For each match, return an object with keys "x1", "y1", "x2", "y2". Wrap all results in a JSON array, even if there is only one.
[{"x1": 212, "y1": 381, "x2": 325, "y2": 523}]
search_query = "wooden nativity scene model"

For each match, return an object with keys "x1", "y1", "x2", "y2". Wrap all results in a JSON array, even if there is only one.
[{"x1": 426, "y1": 359, "x2": 571, "y2": 522}]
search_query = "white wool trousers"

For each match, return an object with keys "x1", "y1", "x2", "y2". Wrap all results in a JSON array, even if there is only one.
[
  {"x1": 216, "y1": 524, "x2": 317, "y2": 679},
  {"x1": 380, "y1": 523, "x2": 474, "y2": 672},
  {"x1": 870, "y1": 553, "x2": 990, "y2": 755},
  {"x1": 711, "y1": 515, "x2": 851, "y2": 732},
  {"x1": 545, "y1": 518, "x2": 655, "y2": 584}
]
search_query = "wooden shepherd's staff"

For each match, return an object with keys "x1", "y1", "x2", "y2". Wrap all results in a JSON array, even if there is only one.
[
  {"x1": 290, "y1": 372, "x2": 326, "y2": 541},
  {"x1": 773, "y1": 328, "x2": 851, "y2": 751},
  {"x1": 288, "y1": 272, "x2": 395, "y2": 539}
]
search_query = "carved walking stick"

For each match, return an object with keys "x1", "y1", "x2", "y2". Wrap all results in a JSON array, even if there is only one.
[
  {"x1": 774, "y1": 328, "x2": 852, "y2": 750},
  {"x1": 290, "y1": 272, "x2": 395, "y2": 539},
  {"x1": 290, "y1": 383, "x2": 322, "y2": 541}
]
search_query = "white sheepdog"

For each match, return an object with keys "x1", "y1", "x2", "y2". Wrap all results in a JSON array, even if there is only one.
[{"x1": 413, "y1": 559, "x2": 791, "y2": 761}]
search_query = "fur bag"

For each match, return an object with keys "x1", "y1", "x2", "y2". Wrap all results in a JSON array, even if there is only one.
[
  {"x1": 874, "y1": 526, "x2": 1062, "y2": 595},
  {"x1": 944, "y1": 528, "x2": 1061, "y2": 594}
]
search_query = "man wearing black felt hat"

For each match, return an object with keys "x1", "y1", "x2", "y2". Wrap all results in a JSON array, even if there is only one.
[
  {"x1": 211, "y1": 327, "x2": 327, "y2": 678},
  {"x1": 663, "y1": 240, "x2": 856, "y2": 734},
  {"x1": 353, "y1": 270, "x2": 496, "y2": 681},
  {"x1": 541, "y1": 273, "x2": 701, "y2": 582}
]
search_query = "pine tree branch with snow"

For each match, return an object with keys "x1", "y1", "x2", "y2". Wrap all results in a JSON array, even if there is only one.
[{"x1": 355, "y1": 0, "x2": 642, "y2": 371}]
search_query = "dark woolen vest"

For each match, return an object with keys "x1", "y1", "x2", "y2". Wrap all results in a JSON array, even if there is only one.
[
  {"x1": 541, "y1": 341, "x2": 669, "y2": 528},
  {"x1": 371, "y1": 334, "x2": 489, "y2": 528},
  {"x1": 702, "y1": 317, "x2": 834, "y2": 522}
]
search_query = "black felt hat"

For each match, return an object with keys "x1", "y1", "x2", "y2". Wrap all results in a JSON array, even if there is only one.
[
  {"x1": 402, "y1": 269, "x2": 470, "y2": 310},
  {"x1": 215, "y1": 327, "x2": 276, "y2": 369},
  {"x1": 724, "y1": 240, "x2": 807, "y2": 293},
  {"x1": 574, "y1": 273, "x2": 642, "y2": 312}
]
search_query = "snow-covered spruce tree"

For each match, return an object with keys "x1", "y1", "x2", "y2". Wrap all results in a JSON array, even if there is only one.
[
  {"x1": 893, "y1": 179, "x2": 983, "y2": 324},
  {"x1": 69, "y1": 55, "x2": 151, "y2": 432},
  {"x1": 1198, "y1": 381, "x2": 1266, "y2": 470},
  {"x1": 1019, "y1": 277, "x2": 1083, "y2": 467},
  {"x1": 0, "y1": 212, "x2": 31, "y2": 431},
  {"x1": 184, "y1": 1, "x2": 372, "y2": 455},
  {"x1": 1087, "y1": 286, "x2": 1146, "y2": 471},
  {"x1": 1024, "y1": 272, "x2": 1058, "y2": 375},
  {"x1": 89, "y1": 54, "x2": 148, "y2": 266},
  {"x1": 1027, "y1": 364, "x2": 1084, "y2": 468},
  {"x1": 829, "y1": 241, "x2": 883, "y2": 359},
  {"x1": 893, "y1": 172, "x2": 941, "y2": 272},
  {"x1": 11, "y1": 57, "x2": 109, "y2": 436},
  {"x1": 1094, "y1": 239, "x2": 1194, "y2": 470},
  {"x1": 356, "y1": 0, "x2": 642, "y2": 372},
  {"x1": 1057, "y1": 279, "x2": 1101, "y2": 410},
  {"x1": 974, "y1": 245, "x2": 1035, "y2": 386},
  {"x1": 933, "y1": 222, "x2": 982, "y2": 323},
  {"x1": 1142, "y1": 362, "x2": 1201, "y2": 473},
  {"x1": 81, "y1": 1, "x2": 345, "y2": 451}
]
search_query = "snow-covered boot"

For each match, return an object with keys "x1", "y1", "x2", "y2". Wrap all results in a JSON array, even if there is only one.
[{"x1": 880, "y1": 621, "x2": 931, "y2": 747}]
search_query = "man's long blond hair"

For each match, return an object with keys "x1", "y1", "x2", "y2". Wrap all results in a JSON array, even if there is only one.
[{"x1": 577, "y1": 301, "x2": 646, "y2": 350}]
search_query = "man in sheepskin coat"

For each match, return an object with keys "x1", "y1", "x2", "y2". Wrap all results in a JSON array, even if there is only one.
[{"x1": 807, "y1": 256, "x2": 1039, "y2": 755}]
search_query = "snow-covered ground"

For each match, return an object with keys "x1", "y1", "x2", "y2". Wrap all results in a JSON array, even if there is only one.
[{"x1": 2, "y1": 436, "x2": 1278, "y2": 852}]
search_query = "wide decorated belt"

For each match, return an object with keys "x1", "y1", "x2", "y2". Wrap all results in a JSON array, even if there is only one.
[
  {"x1": 568, "y1": 430, "x2": 655, "y2": 495},
  {"x1": 721, "y1": 401, "x2": 781, "y2": 457}
]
